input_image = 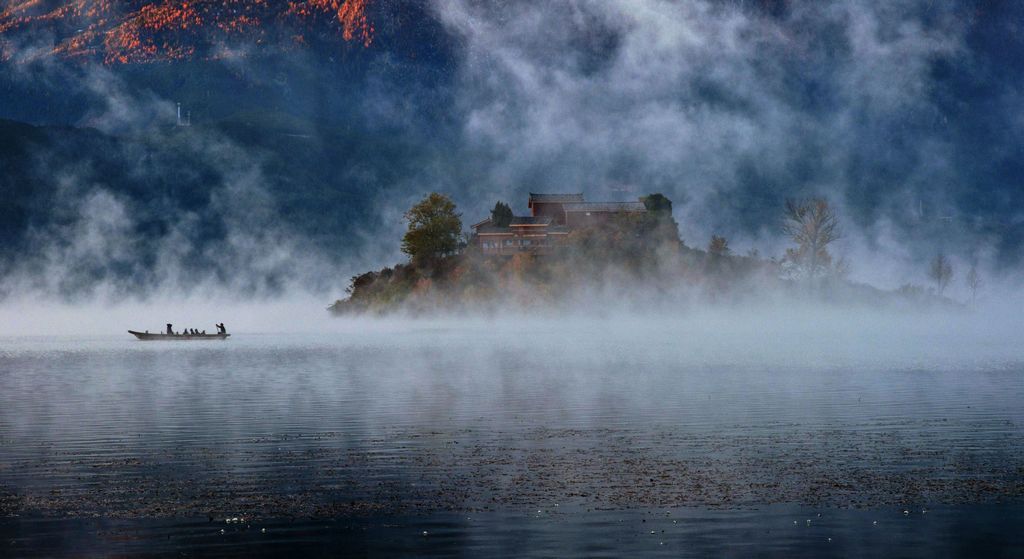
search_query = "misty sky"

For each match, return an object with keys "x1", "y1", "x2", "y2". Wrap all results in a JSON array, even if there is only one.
[{"x1": 0, "y1": 0, "x2": 1022, "y2": 298}]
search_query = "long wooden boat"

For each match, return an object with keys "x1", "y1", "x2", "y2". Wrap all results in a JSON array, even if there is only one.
[{"x1": 128, "y1": 330, "x2": 230, "y2": 341}]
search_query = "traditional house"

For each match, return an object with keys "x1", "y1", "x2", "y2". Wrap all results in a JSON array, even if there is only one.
[
  {"x1": 471, "y1": 193, "x2": 648, "y2": 256},
  {"x1": 563, "y1": 201, "x2": 647, "y2": 227},
  {"x1": 527, "y1": 193, "x2": 584, "y2": 225}
]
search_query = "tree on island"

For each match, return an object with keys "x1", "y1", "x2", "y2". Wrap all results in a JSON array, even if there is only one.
[
  {"x1": 639, "y1": 192, "x2": 680, "y2": 244},
  {"x1": 708, "y1": 235, "x2": 730, "y2": 256},
  {"x1": 966, "y1": 263, "x2": 981, "y2": 306},
  {"x1": 490, "y1": 201, "x2": 513, "y2": 227},
  {"x1": 781, "y1": 198, "x2": 841, "y2": 283},
  {"x1": 641, "y1": 193, "x2": 673, "y2": 217},
  {"x1": 401, "y1": 193, "x2": 463, "y2": 266},
  {"x1": 928, "y1": 252, "x2": 954, "y2": 296}
]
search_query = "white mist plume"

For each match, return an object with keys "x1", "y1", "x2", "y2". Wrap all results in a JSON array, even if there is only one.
[
  {"x1": 0, "y1": 59, "x2": 358, "y2": 301},
  {"x1": 430, "y1": 0, "x2": 978, "y2": 290}
]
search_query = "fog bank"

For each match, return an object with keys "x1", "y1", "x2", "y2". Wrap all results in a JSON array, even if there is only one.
[{"x1": 3, "y1": 296, "x2": 1021, "y2": 374}]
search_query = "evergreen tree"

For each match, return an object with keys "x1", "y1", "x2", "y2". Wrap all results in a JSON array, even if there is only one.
[{"x1": 490, "y1": 201, "x2": 513, "y2": 227}]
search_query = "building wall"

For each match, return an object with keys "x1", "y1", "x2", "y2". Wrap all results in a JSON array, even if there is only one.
[
  {"x1": 564, "y1": 210, "x2": 647, "y2": 228},
  {"x1": 565, "y1": 210, "x2": 612, "y2": 228},
  {"x1": 477, "y1": 232, "x2": 553, "y2": 256},
  {"x1": 530, "y1": 202, "x2": 567, "y2": 225}
]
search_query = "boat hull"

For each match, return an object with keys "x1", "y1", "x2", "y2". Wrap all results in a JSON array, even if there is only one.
[{"x1": 128, "y1": 330, "x2": 230, "y2": 341}]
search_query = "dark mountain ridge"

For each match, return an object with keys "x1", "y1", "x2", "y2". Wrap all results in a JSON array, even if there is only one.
[{"x1": 0, "y1": 113, "x2": 437, "y2": 296}]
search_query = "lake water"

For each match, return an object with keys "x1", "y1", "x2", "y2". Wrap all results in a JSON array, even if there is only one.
[{"x1": 1, "y1": 312, "x2": 1023, "y2": 556}]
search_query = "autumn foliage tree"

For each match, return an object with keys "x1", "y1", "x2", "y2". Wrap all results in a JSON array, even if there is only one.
[{"x1": 401, "y1": 193, "x2": 463, "y2": 266}]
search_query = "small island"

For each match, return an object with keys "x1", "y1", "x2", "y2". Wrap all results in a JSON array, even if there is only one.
[{"x1": 330, "y1": 191, "x2": 962, "y2": 315}]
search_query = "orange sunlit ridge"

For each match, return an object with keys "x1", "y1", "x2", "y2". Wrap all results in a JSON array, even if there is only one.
[{"x1": 0, "y1": 0, "x2": 374, "y2": 64}]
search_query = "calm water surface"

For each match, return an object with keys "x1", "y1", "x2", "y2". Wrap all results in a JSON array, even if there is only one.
[{"x1": 1, "y1": 317, "x2": 1023, "y2": 556}]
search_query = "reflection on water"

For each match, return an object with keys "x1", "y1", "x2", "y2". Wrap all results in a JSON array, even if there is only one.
[
  {"x1": 4, "y1": 505, "x2": 1023, "y2": 557},
  {"x1": 1, "y1": 317, "x2": 1023, "y2": 556}
]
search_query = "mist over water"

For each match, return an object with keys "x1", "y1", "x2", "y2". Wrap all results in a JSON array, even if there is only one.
[
  {"x1": 4, "y1": 295, "x2": 1023, "y2": 369},
  {"x1": 2, "y1": 305, "x2": 1024, "y2": 555}
]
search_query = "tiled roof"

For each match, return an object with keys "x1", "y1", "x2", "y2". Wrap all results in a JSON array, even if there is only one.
[
  {"x1": 562, "y1": 201, "x2": 647, "y2": 213},
  {"x1": 474, "y1": 224, "x2": 512, "y2": 234},
  {"x1": 473, "y1": 215, "x2": 552, "y2": 230},
  {"x1": 510, "y1": 216, "x2": 553, "y2": 225},
  {"x1": 528, "y1": 193, "x2": 585, "y2": 203}
]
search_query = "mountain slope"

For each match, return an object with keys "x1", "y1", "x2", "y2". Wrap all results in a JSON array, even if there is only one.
[
  {"x1": 0, "y1": 114, "x2": 435, "y2": 296},
  {"x1": 1, "y1": 0, "x2": 373, "y2": 64}
]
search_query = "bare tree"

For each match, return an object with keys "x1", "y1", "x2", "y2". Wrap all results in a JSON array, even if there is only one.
[
  {"x1": 965, "y1": 264, "x2": 981, "y2": 306},
  {"x1": 928, "y1": 252, "x2": 954, "y2": 296},
  {"x1": 781, "y1": 198, "x2": 841, "y2": 281}
]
